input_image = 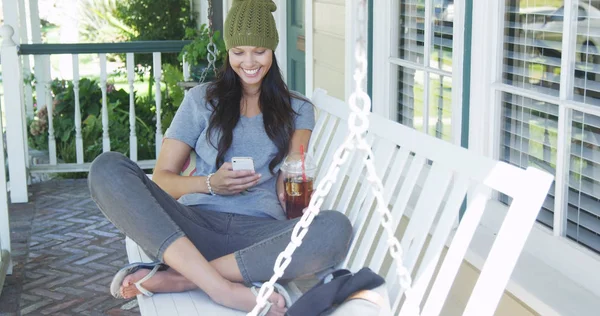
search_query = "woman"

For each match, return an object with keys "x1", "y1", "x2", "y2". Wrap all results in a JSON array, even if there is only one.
[{"x1": 87, "y1": 0, "x2": 352, "y2": 315}]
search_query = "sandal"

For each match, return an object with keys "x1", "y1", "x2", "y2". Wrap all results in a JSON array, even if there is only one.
[
  {"x1": 109, "y1": 261, "x2": 168, "y2": 298},
  {"x1": 250, "y1": 282, "x2": 293, "y2": 316}
]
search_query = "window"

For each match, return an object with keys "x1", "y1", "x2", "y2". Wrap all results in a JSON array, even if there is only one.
[
  {"x1": 372, "y1": 0, "x2": 463, "y2": 145},
  {"x1": 500, "y1": 0, "x2": 600, "y2": 253}
]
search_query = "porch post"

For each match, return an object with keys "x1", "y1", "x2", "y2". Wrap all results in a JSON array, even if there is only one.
[
  {"x1": 1, "y1": 0, "x2": 21, "y2": 43},
  {"x1": 28, "y1": 0, "x2": 49, "y2": 115},
  {"x1": 0, "y1": 26, "x2": 30, "y2": 203},
  {"x1": 19, "y1": 0, "x2": 35, "y2": 118},
  {"x1": 28, "y1": 0, "x2": 42, "y2": 43},
  {"x1": 0, "y1": 87, "x2": 13, "y2": 275}
]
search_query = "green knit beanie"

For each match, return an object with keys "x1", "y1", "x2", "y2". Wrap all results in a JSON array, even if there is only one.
[{"x1": 223, "y1": 0, "x2": 279, "y2": 51}]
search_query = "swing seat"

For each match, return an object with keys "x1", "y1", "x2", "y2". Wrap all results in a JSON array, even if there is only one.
[{"x1": 126, "y1": 88, "x2": 553, "y2": 315}]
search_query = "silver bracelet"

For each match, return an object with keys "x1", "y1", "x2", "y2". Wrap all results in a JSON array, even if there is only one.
[{"x1": 206, "y1": 173, "x2": 216, "y2": 196}]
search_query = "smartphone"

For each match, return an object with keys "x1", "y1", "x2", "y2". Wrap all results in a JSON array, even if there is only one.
[{"x1": 232, "y1": 157, "x2": 255, "y2": 171}]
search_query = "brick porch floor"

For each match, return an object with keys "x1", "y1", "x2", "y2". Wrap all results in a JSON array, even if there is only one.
[
  {"x1": 0, "y1": 179, "x2": 319, "y2": 316},
  {"x1": 0, "y1": 179, "x2": 140, "y2": 315}
]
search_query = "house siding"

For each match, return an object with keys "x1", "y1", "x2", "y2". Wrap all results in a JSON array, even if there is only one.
[{"x1": 312, "y1": 0, "x2": 345, "y2": 100}]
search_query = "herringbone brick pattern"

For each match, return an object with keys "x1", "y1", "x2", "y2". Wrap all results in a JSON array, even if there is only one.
[{"x1": 0, "y1": 179, "x2": 140, "y2": 316}]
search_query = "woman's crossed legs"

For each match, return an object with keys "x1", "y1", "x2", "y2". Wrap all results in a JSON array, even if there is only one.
[{"x1": 88, "y1": 152, "x2": 352, "y2": 314}]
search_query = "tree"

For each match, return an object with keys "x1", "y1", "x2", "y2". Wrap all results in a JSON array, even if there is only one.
[{"x1": 115, "y1": 0, "x2": 196, "y2": 67}]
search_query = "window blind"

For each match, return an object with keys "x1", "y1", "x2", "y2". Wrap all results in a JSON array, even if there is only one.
[
  {"x1": 569, "y1": 111, "x2": 600, "y2": 252},
  {"x1": 502, "y1": 0, "x2": 600, "y2": 253},
  {"x1": 574, "y1": 1, "x2": 600, "y2": 106},
  {"x1": 500, "y1": 92, "x2": 558, "y2": 228},
  {"x1": 503, "y1": 2, "x2": 564, "y2": 97},
  {"x1": 397, "y1": 0, "x2": 454, "y2": 141}
]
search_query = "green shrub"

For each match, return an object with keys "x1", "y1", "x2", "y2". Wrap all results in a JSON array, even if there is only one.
[{"x1": 27, "y1": 73, "x2": 185, "y2": 172}]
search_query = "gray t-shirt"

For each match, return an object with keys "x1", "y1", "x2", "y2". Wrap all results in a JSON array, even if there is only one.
[{"x1": 164, "y1": 84, "x2": 315, "y2": 220}]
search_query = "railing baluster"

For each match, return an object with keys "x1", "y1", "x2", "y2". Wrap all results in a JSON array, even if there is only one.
[
  {"x1": 127, "y1": 53, "x2": 138, "y2": 161},
  {"x1": 153, "y1": 52, "x2": 163, "y2": 156},
  {"x1": 34, "y1": 55, "x2": 48, "y2": 125},
  {"x1": 183, "y1": 55, "x2": 191, "y2": 82},
  {"x1": 72, "y1": 54, "x2": 84, "y2": 164},
  {"x1": 22, "y1": 57, "x2": 34, "y2": 118},
  {"x1": 45, "y1": 55, "x2": 57, "y2": 165},
  {"x1": 99, "y1": 54, "x2": 110, "y2": 152}
]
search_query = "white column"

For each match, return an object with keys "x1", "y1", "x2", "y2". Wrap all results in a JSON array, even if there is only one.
[
  {"x1": 2, "y1": 0, "x2": 21, "y2": 43},
  {"x1": 28, "y1": 0, "x2": 48, "y2": 115},
  {"x1": 197, "y1": 0, "x2": 210, "y2": 26},
  {"x1": 28, "y1": 0, "x2": 42, "y2": 43},
  {"x1": 18, "y1": 0, "x2": 34, "y2": 119},
  {"x1": 0, "y1": 92, "x2": 13, "y2": 275},
  {"x1": 0, "y1": 26, "x2": 29, "y2": 203},
  {"x1": 58, "y1": 0, "x2": 79, "y2": 79}
]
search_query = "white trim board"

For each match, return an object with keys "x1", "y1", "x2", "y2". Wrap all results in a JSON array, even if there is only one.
[
  {"x1": 305, "y1": 0, "x2": 314, "y2": 98},
  {"x1": 274, "y1": 0, "x2": 287, "y2": 83},
  {"x1": 467, "y1": 201, "x2": 600, "y2": 315}
]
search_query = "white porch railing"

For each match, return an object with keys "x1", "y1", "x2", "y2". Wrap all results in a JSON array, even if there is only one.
[{"x1": 0, "y1": 25, "x2": 192, "y2": 203}]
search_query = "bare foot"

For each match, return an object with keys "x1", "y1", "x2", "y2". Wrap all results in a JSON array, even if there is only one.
[
  {"x1": 120, "y1": 268, "x2": 196, "y2": 298},
  {"x1": 263, "y1": 290, "x2": 286, "y2": 316},
  {"x1": 223, "y1": 282, "x2": 287, "y2": 316}
]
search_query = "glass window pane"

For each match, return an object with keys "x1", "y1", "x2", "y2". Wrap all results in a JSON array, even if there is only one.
[
  {"x1": 397, "y1": 67, "x2": 425, "y2": 132},
  {"x1": 569, "y1": 111, "x2": 600, "y2": 253},
  {"x1": 395, "y1": 1, "x2": 455, "y2": 142},
  {"x1": 397, "y1": 0, "x2": 426, "y2": 63},
  {"x1": 573, "y1": 1, "x2": 600, "y2": 106},
  {"x1": 431, "y1": 0, "x2": 454, "y2": 70},
  {"x1": 503, "y1": 0, "x2": 565, "y2": 97},
  {"x1": 428, "y1": 73, "x2": 452, "y2": 140},
  {"x1": 500, "y1": 92, "x2": 558, "y2": 227}
]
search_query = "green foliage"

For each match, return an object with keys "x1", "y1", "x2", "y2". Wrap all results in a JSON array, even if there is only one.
[
  {"x1": 115, "y1": 0, "x2": 196, "y2": 67},
  {"x1": 26, "y1": 76, "x2": 183, "y2": 172},
  {"x1": 179, "y1": 25, "x2": 228, "y2": 67},
  {"x1": 162, "y1": 64, "x2": 185, "y2": 128}
]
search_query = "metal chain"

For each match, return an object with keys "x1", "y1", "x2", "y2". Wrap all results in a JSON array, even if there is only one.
[
  {"x1": 248, "y1": 1, "x2": 418, "y2": 315},
  {"x1": 198, "y1": 0, "x2": 218, "y2": 83}
]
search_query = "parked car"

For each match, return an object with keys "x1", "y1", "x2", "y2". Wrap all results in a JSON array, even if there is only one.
[{"x1": 523, "y1": 3, "x2": 600, "y2": 65}]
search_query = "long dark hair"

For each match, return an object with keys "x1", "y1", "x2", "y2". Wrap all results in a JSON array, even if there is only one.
[{"x1": 205, "y1": 53, "x2": 309, "y2": 174}]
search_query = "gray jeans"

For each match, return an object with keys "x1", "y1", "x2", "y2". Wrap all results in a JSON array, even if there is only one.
[{"x1": 88, "y1": 152, "x2": 353, "y2": 285}]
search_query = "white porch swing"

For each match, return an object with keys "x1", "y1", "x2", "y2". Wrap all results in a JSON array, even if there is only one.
[{"x1": 125, "y1": 0, "x2": 554, "y2": 315}]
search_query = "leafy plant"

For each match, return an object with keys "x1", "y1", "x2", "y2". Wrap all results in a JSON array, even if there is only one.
[
  {"x1": 26, "y1": 76, "x2": 182, "y2": 176},
  {"x1": 115, "y1": 0, "x2": 196, "y2": 68},
  {"x1": 162, "y1": 64, "x2": 185, "y2": 112},
  {"x1": 179, "y1": 25, "x2": 227, "y2": 67}
]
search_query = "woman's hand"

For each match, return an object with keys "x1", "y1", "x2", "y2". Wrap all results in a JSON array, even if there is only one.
[
  {"x1": 210, "y1": 162, "x2": 261, "y2": 195},
  {"x1": 278, "y1": 192, "x2": 286, "y2": 212},
  {"x1": 277, "y1": 172, "x2": 286, "y2": 212}
]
